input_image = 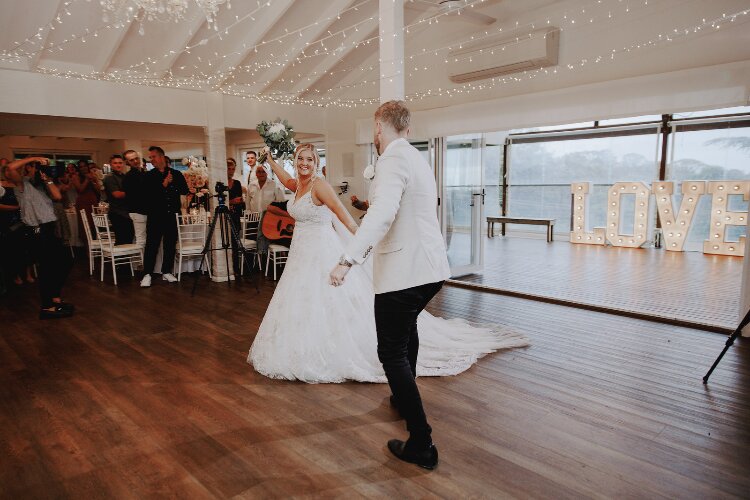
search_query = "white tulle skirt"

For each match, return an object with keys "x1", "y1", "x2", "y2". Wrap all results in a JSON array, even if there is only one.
[{"x1": 247, "y1": 221, "x2": 529, "y2": 384}]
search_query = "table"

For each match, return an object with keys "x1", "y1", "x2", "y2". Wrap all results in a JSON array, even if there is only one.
[{"x1": 487, "y1": 216, "x2": 556, "y2": 242}]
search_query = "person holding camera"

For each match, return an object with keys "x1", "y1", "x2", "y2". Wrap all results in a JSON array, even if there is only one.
[
  {"x1": 5, "y1": 157, "x2": 74, "y2": 319},
  {"x1": 140, "y1": 146, "x2": 188, "y2": 288}
]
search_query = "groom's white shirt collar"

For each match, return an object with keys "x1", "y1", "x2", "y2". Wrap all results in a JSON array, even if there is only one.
[{"x1": 380, "y1": 137, "x2": 408, "y2": 157}]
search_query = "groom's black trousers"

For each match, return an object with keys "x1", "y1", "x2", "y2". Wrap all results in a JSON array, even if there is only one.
[{"x1": 375, "y1": 280, "x2": 444, "y2": 447}]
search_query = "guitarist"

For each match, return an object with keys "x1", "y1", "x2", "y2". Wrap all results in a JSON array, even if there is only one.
[{"x1": 246, "y1": 165, "x2": 286, "y2": 215}]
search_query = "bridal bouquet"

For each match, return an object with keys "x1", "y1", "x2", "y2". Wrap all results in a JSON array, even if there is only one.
[{"x1": 256, "y1": 118, "x2": 296, "y2": 163}]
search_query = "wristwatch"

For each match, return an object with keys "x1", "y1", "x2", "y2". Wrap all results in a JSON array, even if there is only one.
[
  {"x1": 46, "y1": 181, "x2": 54, "y2": 185},
  {"x1": 338, "y1": 255, "x2": 353, "y2": 267}
]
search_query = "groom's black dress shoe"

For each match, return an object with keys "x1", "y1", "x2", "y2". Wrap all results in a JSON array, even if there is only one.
[{"x1": 387, "y1": 439, "x2": 439, "y2": 470}]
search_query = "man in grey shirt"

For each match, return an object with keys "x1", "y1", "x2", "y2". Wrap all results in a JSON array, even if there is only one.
[{"x1": 103, "y1": 154, "x2": 134, "y2": 245}]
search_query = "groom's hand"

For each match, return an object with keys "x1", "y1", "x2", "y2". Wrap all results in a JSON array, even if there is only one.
[{"x1": 329, "y1": 264, "x2": 350, "y2": 287}]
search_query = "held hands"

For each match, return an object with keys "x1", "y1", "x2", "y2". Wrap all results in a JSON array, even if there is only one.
[{"x1": 329, "y1": 264, "x2": 351, "y2": 287}]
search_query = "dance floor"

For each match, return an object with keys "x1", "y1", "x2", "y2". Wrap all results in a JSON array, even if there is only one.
[
  {"x1": 1, "y1": 262, "x2": 749, "y2": 498},
  {"x1": 450, "y1": 231, "x2": 744, "y2": 331}
]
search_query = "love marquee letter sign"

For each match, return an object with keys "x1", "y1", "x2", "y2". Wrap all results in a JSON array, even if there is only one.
[{"x1": 570, "y1": 180, "x2": 750, "y2": 256}]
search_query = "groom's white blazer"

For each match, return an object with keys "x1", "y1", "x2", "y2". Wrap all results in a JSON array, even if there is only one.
[{"x1": 345, "y1": 138, "x2": 451, "y2": 294}]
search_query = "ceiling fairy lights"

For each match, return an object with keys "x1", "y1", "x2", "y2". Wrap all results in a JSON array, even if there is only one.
[
  {"x1": 1, "y1": 0, "x2": 748, "y2": 108},
  {"x1": 98, "y1": 0, "x2": 231, "y2": 33}
]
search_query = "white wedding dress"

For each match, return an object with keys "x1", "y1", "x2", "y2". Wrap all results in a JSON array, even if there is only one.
[{"x1": 247, "y1": 187, "x2": 529, "y2": 383}]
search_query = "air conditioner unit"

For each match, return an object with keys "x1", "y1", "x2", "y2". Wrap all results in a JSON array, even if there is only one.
[{"x1": 448, "y1": 27, "x2": 559, "y2": 83}]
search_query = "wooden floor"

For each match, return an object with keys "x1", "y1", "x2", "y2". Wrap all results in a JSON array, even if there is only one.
[
  {"x1": 1, "y1": 261, "x2": 749, "y2": 498},
  {"x1": 451, "y1": 232, "x2": 744, "y2": 330}
]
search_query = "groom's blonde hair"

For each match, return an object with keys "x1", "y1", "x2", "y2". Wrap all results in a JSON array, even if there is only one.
[{"x1": 375, "y1": 100, "x2": 410, "y2": 133}]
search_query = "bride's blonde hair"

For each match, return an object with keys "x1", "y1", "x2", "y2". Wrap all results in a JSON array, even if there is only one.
[{"x1": 294, "y1": 143, "x2": 320, "y2": 178}]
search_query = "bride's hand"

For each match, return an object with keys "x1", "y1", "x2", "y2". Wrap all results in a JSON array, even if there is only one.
[{"x1": 260, "y1": 146, "x2": 272, "y2": 163}]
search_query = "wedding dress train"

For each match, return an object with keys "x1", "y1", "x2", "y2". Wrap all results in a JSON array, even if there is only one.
[{"x1": 247, "y1": 188, "x2": 529, "y2": 383}]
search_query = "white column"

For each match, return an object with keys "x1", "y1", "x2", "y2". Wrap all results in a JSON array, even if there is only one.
[
  {"x1": 204, "y1": 91, "x2": 232, "y2": 282},
  {"x1": 742, "y1": 224, "x2": 750, "y2": 336},
  {"x1": 379, "y1": 0, "x2": 404, "y2": 102}
]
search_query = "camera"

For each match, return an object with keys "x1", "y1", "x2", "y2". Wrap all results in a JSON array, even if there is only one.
[
  {"x1": 28, "y1": 160, "x2": 59, "y2": 180},
  {"x1": 214, "y1": 181, "x2": 227, "y2": 194}
]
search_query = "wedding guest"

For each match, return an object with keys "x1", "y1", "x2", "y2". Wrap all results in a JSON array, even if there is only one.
[
  {"x1": 58, "y1": 163, "x2": 77, "y2": 208},
  {"x1": 139, "y1": 146, "x2": 188, "y2": 288},
  {"x1": 0, "y1": 165, "x2": 33, "y2": 286},
  {"x1": 5, "y1": 157, "x2": 73, "y2": 319},
  {"x1": 246, "y1": 165, "x2": 285, "y2": 214},
  {"x1": 73, "y1": 162, "x2": 101, "y2": 235},
  {"x1": 88, "y1": 162, "x2": 106, "y2": 199},
  {"x1": 227, "y1": 158, "x2": 244, "y2": 215},
  {"x1": 123, "y1": 149, "x2": 148, "y2": 248},
  {"x1": 103, "y1": 154, "x2": 134, "y2": 245},
  {"x1": 245, "y1": 150, "x2": 259, "y2": 187},
  {"x1": 351, "y1": 195, "x2": 370, "y2": 212},
  {"x1": 227, "y1": 158, "x2": 244, "y2": 273}
]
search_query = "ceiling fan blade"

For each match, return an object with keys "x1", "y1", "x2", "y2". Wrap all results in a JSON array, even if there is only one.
[{"x1": 451, "y1": 9, "x2": 496, "y2": 25}]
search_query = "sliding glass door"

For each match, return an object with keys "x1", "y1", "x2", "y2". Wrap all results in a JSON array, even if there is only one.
[{"x1": 441, "y1": 134, "x2": 485, "y2": 277}]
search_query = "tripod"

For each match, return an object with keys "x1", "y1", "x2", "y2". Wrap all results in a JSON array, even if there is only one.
[
  {"x1": 191, "y1": 183, "x2": 259, "y2": 296},
  {"x1": 703, "y1": 307, "x2": 750, "y2": 383}
]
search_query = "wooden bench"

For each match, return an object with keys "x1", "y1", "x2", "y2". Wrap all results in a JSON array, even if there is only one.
[{"x1": 487, "y1": 216, "x2": 556, "y2": 242}]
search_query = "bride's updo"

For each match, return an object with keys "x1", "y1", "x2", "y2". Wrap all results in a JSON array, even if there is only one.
[{"x1": 294, "y1": 143, "x2": 320, "y2": 177}]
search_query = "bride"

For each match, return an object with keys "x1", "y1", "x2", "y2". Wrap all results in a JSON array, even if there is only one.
[{"x1": 247, "y1": 144, "x2": 528, "y2": 383}]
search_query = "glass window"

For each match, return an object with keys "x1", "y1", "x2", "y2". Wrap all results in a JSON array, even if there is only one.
[
  {"x1": 668, "y1": 125, "x2": 750, "y2": 249},
  {"x1": 508, "y1": 133, "x2": 661, "y2": 234}
]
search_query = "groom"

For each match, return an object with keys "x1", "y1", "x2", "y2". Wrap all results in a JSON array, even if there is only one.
[{"x1": 329, "y1": 100, "x2": 451, "y2": 470}]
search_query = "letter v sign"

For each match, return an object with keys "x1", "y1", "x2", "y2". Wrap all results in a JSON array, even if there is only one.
[{"x1": 653, "y1": 181, "x2": 705, "y2": 252}]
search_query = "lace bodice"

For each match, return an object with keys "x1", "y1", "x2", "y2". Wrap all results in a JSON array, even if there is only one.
[{"x1": 288, "y1": 189, "x2": 331, "y2": 227}]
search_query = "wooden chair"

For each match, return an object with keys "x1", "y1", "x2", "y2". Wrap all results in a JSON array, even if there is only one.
[{"x1": 91, "y1": 213, "x2": 143, "y2": 285}]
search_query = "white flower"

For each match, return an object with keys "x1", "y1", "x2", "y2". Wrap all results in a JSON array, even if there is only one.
[
  {"x1": 363, "y1": 164, "x2": 375, "y2": 180},
  {"x1": 181, "y1": 157, "x2": 189, "y2": 166},
  {"x1": 198, "y1": 159, "x2": 207, "y2": 168},
  {"x1": 268, "y1": 122, "x2": 286, "y2": 134}
]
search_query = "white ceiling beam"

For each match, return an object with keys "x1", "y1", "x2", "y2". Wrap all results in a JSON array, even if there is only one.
[
  {"x1": 26, "y1": 0, "x2": 66, "y2": 71},
  {"x1": 214, "y1": 0, "x2": 295, "y2": 89},
  {"x1": 253, "y1": 0, "x2": 354, "y2": 95},
  {"x1": 92, "y1": 19, "x2": 133, "y2": 74},
  {"x1": 157, "y1": 12, "x2": 208, "y2": 77},
  {"x1": 292, "y1": 19, "x2": 379, "y2": 99},
  {"x1": 296, "y1": 6, "x2": 425, "y2": 101}
]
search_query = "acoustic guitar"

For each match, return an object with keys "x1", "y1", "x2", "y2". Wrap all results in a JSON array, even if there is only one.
[{"x1": 261, "y1": 204, "x2": 295, "y2": 241}]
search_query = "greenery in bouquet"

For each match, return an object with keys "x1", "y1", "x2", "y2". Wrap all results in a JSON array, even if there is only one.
[{"x1": 256, "y1": 118, "x2": 296, "y2": 163}]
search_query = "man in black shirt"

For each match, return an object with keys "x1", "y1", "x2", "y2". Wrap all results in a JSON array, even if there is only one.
[
  {"x1": 103, "y1": 155, "x2": 134, "y2": 245},
  {"x1": 123, "y1": 149, "x2": 148, "y2": 249},
  {"x1": 140, "y1": 146, "x2": 188, "y2": 287}
]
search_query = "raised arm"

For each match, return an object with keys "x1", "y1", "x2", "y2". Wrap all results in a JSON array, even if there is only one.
[
  {"x1": 262, "y1": 146, "x2": 297, "y2": 192},
  {"x1": 5, "y1": 156, "x2": 48, "y2": 183},
  {"x1": 313, "y1": 179, "x2": 359, "y2": 234}
]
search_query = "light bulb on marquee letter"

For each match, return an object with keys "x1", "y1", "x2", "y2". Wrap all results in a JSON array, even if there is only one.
[
  {"x1": 606, "y1": 181, "x2": 651, "y2": 248},
  {"x1": 703, "y1": 180, "x2": 750, "y2": 257},
  {"x1": 569, "y1": 182, "x2": 605, "y2": 245},
  {"x1": 653, "y1": 180, "x2": 705, "y2": 252}
]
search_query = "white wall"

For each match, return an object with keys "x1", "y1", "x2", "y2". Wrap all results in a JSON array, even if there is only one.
[{"x1": 356, "y1": 60, "x2": 750, "y2": 142}]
